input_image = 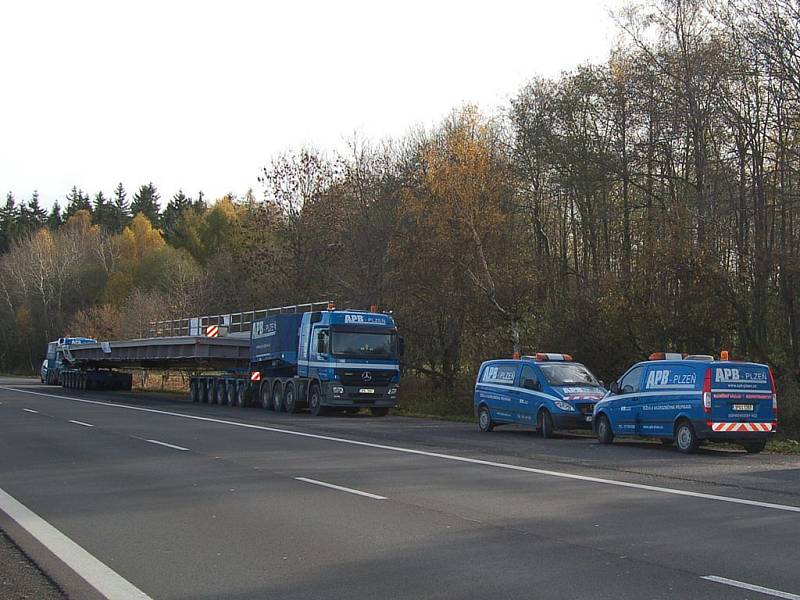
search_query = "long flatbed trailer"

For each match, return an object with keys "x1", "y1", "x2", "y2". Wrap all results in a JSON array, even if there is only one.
[{"x1": 64, "y1": 335, "x2": 251, "y2": 370}]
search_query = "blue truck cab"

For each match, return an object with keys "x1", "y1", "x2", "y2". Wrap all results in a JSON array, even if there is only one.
[
  {"x1": 474, "y1": 353, "x2": 606, "y2": 437},
  {"x1": 593, "y1": 352, "x2": 777, "y2": 453},
  {"x1": 41, "y1": 337, "x2": 97, "y2": 385},
  {"x1": 298, "y1": 309, "x2": 401, "y2": 413},
  {"x1": 247, "y1": 308, "x2": 401, "y2": 416}
]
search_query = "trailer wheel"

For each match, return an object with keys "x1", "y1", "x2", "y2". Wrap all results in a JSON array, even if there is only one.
[
  {"x1": 260, "y1": 382, "x2": 272, "y2": 410},
  {"x1": 201, "y1": 380, "x2": 210, "y2": 403},
  {"x1": 216, "y1": 381, "x2": 226, "y2": 405},
  {"x1": 227, "y1": 383, "x2": 236, "y2": 406},
  {"x1": 272, "y1": 382, "x2": 284, "y2": 412},
  {"x1": 309, "y1": 383, "x2": 326, "y2": 416},
  {"x1": 236, "y1": 383, "x2": 248, "y2": 408},
  {"x1": 79, "y1": 374, "x2": 87, "y2": 390},
  {"x1": 284, "y1": 383, "x2": 298, "y2": 413},
  {"x1": 190, "y1": 380, "x2": 199, "y2": 403}
]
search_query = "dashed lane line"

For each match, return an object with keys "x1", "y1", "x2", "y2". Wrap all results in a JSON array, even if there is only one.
[{"x1": 295, "y1": 477, "x2": 387, "y2": 500}]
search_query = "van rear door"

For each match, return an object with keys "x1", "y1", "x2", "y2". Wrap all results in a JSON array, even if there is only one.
[{"x1": 710, "y1": 363, "x2": 774, "y2": 427}]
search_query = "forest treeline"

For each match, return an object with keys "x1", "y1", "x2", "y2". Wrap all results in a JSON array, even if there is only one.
[{"x1": 2, "y1": 0, "x2": 799, "y2": 433}]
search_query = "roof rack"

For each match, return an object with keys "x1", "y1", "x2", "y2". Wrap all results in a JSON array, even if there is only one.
[{"x1": 684, "y1": 354, "x2": 715, "y2": 361}]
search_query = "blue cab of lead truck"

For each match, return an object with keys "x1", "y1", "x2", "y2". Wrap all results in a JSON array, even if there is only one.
[
  {"x1": 214, "y1": 307, "x2": 401, "y2": 416},
  {"x1": 474, "y1": 353, "x2": 606, "y2": 437},
  {"x1": 593, "y1": 352, "x2": 777, "y2": 454}
]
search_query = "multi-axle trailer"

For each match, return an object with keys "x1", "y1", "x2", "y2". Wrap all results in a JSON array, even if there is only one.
[{"x1": 48, "y1": 302, "x2": 402, "y2": 416}]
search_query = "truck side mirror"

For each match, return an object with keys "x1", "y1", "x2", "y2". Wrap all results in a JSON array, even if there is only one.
[
  {"x1": 398, "y1": 337, "x2": 405, "y2": 357},
  {"x1": 609, "y1": 381, "x2": 620, "y2": 394}
]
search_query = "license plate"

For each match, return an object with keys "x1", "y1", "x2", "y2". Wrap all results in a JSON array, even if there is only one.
[
  {"x1": 732, "y1": 404, "x2": 754, "y2": 411},
  {"x1": 359, "y1": 388, "x2": 375, "y2": 394},
  {"x1": 585, "y1": 415, "x2": 593, "y2": 422}
]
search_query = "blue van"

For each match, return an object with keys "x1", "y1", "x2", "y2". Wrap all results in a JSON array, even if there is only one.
[
  {"x1": 593, "y1": 353, "x2": 777, "y2": 453},
  {"x1": 474, "y1": 353, "x2": 606, "y2": 437}
]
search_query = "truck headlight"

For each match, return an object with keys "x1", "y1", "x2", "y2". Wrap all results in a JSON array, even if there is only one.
[
  {"x1": 332, "y1": 386, "x2": 344, "y2": 395},
  {"x1": 388, "y1": 387, "x2": 398, "y2": 395},
  {"x1": 554, "y1": 400, "x2": 575, "y2": 412}
]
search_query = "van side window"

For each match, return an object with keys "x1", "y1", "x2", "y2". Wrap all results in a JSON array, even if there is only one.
[
  {"x1": 618, "y1": 366, "x2": 644, "y2": 394},
  {"x1": 482, "y1": 363, "x2": 517, "y2": 386},
  {"x1": 520, "y1": 365, "x2": 538, "y2": 389}
]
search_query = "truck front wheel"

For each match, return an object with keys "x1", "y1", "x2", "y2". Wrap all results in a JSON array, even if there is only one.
[
  {"x1": 370, "y1": 407, "x2": 390, "y2": 417},
  {"x1": 309, "y1": 384, "x2": 326, "y2": 416}
]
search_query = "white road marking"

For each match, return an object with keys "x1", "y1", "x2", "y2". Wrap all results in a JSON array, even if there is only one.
[
  {"x1": 143, "y1": 439, "x2": 189, "y2": 451},
  {"x1": 702, "y1": 576, "x2": 800, "y2": 599},
  {"x1": 4, "y1": 386, "x2": 800, "y2": 514},
  {"x1": 295, "y1": 477, "x2": 387, "y2": 500},
  {"x1": 68, "y1": 420, "x2": 94, "y2": 428},
  {"x1": 0, "y1": 486, "x2": 152, "y2": 600},
  {"x1": 22, "y1": 408, "x2": 39, "y2": 414}
]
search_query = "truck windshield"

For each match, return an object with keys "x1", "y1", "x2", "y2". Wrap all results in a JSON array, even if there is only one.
[
  {"x1": 331, "y1": 331, "x2": 397, "y2": 359},
  {"x1": 538, "y1": 363, "x2": 602, "y2": 387}
]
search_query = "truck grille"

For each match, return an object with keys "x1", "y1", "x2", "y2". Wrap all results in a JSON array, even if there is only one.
[{"x1": 336, "y1": 369, "x2": 394, "y2": 387}]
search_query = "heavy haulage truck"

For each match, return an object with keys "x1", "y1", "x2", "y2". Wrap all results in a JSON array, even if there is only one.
[
  {"x1": 48, "y1": 302, "x2": 402, "y2": 417},
  {"x1": 192, "y1": 306, "x2": 401, "y2": 416}
]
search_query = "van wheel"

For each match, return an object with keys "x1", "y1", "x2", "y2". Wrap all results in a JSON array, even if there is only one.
[
  {"x1": 538, "y1": 410, "x2": 554, "y2": 439},
  {"x1": 742, "y1": 440, "x2": 767, "y2": 454},
  {"x1": 284, "y1": 383, "x2": 298, "y2": 413},
  {"x1": 478, "y1": 405, "x2": 494, "y2": 432},
  {"x1": 596, "y1": 414, "x2": 614, "y2": 444},
  {"x1": 261, "y1": 383, "x2": 272, "y2": 410},
  {"x1": 675, "y1": 420, "x2": 699, "y2": 454},
  {"x1": 309, "y1": 384, "x2": 326, "y2": 416}
]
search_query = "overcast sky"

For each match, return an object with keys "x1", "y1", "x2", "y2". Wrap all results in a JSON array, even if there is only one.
[{"x1": 0, "y1": 0, "x2": 623, "y2": 209}]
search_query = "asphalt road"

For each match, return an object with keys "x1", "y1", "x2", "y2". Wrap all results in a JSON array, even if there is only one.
[{"x1": 1, "y1": 376, "x2": 799, "y2": 600}]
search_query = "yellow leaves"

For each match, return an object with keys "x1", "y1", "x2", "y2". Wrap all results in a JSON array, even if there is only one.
[
  {"x1": 410, "y1": 105, "x2": 508, "y2": 243},
  {"x1": 30, "y1": 227, "x2": 55, "y2": 254},
  {"x1": 126, "y1": 213, "x2": 165, "y2": 261}
]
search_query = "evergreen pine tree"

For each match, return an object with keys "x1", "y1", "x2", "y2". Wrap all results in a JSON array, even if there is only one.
[
  {"x1": 27, "y1": 190, "x2": 47, "y2": 230},
  {"x1": 112, "y1": 182, "x2": 130, "y2": 232},
  {"x1": 48, "y1": 202, "x2": 63, "y2": 229},
  {"x1": 162, "y1": 189, "x2": 192, "y2": 240},
  {"x1": 0, "y1": 192, "x2": 19, "y2": 251},
  {"x1": 64, "y1": 186, "x2": 92, "y2": 218},
  {"x1": 130, "y1": 182, "x2": 161, "y2": 225},
  {"x1": 93, "y1": 191, "x2": 113, "y2": 230},
  {"x1": 194, "y1": 190, "x2": 207, "y2": 213}
]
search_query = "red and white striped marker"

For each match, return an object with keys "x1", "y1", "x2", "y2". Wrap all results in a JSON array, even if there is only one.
[
  {"x1": 250, "y1": 371, "x2": 261, "y2": 382},
  {"x1": 711, "y1": 422, "x2": 773, "y2": 432},
  {"x1": 205, "y1": 325, "x2": 219, "y2": 338}
]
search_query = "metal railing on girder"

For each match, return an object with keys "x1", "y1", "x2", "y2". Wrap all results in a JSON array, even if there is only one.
[{"x1": 148, "y1": 301, "x2": 333, "y2": 338}]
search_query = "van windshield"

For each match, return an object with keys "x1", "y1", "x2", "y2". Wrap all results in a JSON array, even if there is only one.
[
  {"x1": 539, "y1": 363, "x2": 602, "y2": 387},
  {"x1": 331, "y1": 331, "x2": 397, "y2": 359}
]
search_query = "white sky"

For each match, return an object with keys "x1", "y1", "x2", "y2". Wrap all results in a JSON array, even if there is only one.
[{"x1": 0, "y1": 0, "x2": 623, "y2": 209}]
